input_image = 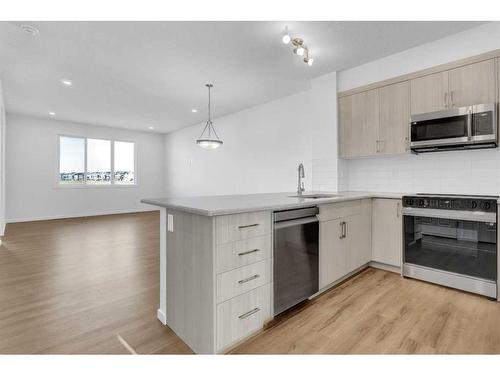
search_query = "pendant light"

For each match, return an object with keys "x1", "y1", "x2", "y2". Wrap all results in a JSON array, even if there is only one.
[{"x1": 196, "y1": 83, "x2": 223, "y2": 149}]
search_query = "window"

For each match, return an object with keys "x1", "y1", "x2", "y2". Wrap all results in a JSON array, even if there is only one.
[
  {"x1": 59, "y1": 136, "x2": 85, "y2": 184},
  {"x1": 58, "y1": 136, "x2": 136, "y2": 186},
  {"x1": 86, "y1": 138, "x2": 111, "y2": 184}
]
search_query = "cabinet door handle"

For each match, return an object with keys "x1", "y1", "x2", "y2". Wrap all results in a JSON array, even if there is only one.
[
  {"x1": 450, "y1": 90, "x2": 454, "y2": 107},
  {"x1": 238, "y1": 307, "x2": 260, "y2": 319},
  {"x1": 238, "y1": 223, "x2": 259, "y2": 229},
  {"x1": 344, "y1": 222, "x2": 348, "y2": 238},
  {"x1": 339, "y1": 221, "x2": 343, "y2": 239},
  {"x1": 397, "y1": 202, "x2": 400, "y2": 218},
  {"x1": 375, "y1": 140, "x2": 380, "y2": 153},
  {"x1": 237, "y1": 248, "x2": 259, "y2": 256},
  {"x1": 444, "y1": 92, "x2": 448, "y2": 108},
  {"x1": 238, "y1": 274, "x2": 260, "y2": 284}
]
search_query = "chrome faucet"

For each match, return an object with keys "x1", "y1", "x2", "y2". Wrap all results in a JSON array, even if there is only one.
[{"x1": 297, "y1": 163, "x2": 305, "y2": 196}]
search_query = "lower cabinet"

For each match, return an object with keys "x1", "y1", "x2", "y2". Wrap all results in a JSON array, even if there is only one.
[
  {"x1": 319, "y1": 200, "x2": 371, "y2": 289},
  {"x1": 371, "y1": 198, "x2": 402, "y2": 267},
  {"x1": 216, "y1": 284, "x2": 271, "y2": 351}
]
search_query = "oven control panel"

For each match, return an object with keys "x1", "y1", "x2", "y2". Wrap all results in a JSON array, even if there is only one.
[{"x1": 402, "y1": 195, "x2": 497, "y2": 213}]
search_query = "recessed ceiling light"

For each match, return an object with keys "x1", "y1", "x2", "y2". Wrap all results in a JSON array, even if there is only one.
[
  {"x1": 61, "y1": 79, "x2": 72, "y2": 86},
  {"x1": 49, "y1": 111, "x2": 56, "y2": 116},
  {"x1": 148, "y1": 126, "x2": 154, "y2": 130},
  {"x1": 191, "y1": 109, "x2": 198, "y2": 113},
  {"x1": 20, "y1": 24, "x2": 39, "y2": 36}
]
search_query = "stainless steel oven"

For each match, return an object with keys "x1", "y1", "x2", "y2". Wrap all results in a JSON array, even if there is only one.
[
  {"x1": 402, "y1": 194, "x2": 498, "y2": 298},
  {"x1": 410, "y1": 103, "x2": 497, "y2": 153}
]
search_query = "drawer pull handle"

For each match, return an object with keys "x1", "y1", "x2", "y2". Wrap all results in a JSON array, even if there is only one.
[
  {"x1": 238, "y1": 307, "x2": 261, "y2": 319},
  {"x1": 238, "y1": 223, "x2": 259, "y2": 229},
  {"x1": 237, "y1": 248, "x2": 260, "y2": 256},
  {"x1": 238, "y1": 274, "x2": 260, "y2": 284}
]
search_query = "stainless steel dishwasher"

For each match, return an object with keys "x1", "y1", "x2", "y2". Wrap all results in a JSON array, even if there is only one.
[{"x1": 273, "y1": 206, "x2": 319, "y2": 315}]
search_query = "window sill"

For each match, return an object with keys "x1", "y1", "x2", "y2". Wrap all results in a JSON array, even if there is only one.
[{"x1": 54, "y1": 183, "x2": 138, "y2": 190}]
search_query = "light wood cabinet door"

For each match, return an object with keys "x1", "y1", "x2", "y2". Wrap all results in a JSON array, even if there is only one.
[
  {"x1": 346, "y1": 214, "x2": 371, "y2": 272},
  {"x1": 379, "y1": 81, "x2": 410, "y2": 155},
  {"x1": 371, "y1": 199, "x2": 402, "y2": 267},
  {"x1": 410, "y1": 71, "x2": 449, "y2": 115},
  {"x1": 339, "y1": 90, "x2": 379, "y2": 158},
  {"x1": 351, "y1": 89, "x2": 379, "y2": 157},
  {"x1": 348, "y1": 200, "x2": 372, "y2": 272},
  {"x1": 338, "y1": 95, "x2": 353, "y2": 158},
  {"x1": 319, "y1": 218, "x2": 346, "y2": 289},
  {"x1": 448, "y1": 59, "x2": 496, "y2": 107}
]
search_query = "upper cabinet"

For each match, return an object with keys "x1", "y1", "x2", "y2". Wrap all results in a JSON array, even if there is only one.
[
  {"x1": 379, "y1": 81, "x2": 410, "y2": 155},
  {"x1": 410, "y1": 59, "x2": 496, "y2": 115},
  {"x1": 339, "y1": 54, "x2": 499, "y2": 159},
  {"x1": 339, "y1": 82, "x2": 408, "y2": 158},
  {"x1": 339, "y1": 90, "x2": 379, "y2": 158},
  {"x1": 448, "y1": 59, "x2": 496, "y2": 107},
  {"x1": 410, "y1": 71, "x2": 449, "y2": 115}
]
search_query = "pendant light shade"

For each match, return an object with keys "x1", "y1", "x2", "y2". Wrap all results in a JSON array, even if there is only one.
[{"x1": 196, "y1": 84, "x2": 223, "y2": 149}]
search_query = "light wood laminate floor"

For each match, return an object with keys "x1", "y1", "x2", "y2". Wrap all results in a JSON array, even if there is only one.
[
  {"x1": 0, "y1": 212, "x2": 192, "y2": 354},
  {"x1": 1, "y1": 212, "x2": 500, "y2": 354}
]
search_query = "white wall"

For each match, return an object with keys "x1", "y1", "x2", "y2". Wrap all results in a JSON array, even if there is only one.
[
  {"x1": 0, "y1": 81, "x2": 5, "y2": 234},
  {"x1": 339, "y1": 22, "x2": 500, "y2": 195},
  {"x1": 164, "y1": 72, "x2": 338, "y2": 197},
  {"x1": 5, "y1": 114, "x2": 165, "y2": 222}
]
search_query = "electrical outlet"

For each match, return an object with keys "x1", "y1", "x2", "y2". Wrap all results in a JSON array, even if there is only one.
[{"x1": 167, "y1": 214, "x2": 174, "y2": 232}]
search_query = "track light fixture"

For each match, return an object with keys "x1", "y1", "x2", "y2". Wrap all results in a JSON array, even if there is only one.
[
  {"x1": 282, "y1": 26, "x2": 291, "y2": 44},
  {"x1": 282, "y1": 27, "x2": 314, "y2": 66}
]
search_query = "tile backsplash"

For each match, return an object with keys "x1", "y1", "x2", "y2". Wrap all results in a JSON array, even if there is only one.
[{"x1": 344, "y1": 148, "x2": 500, "y2": 195}]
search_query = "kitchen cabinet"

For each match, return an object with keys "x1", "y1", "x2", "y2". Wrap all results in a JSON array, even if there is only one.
[
  {"x1": 319, "y1": 217, "x2": 346, "y2": 288},
  {"x1": 319, "y1": 199, "x2": 371, "y2": 289},
  {"x1": 339, "y1": 83, "x2": 409, "y2": 158},
  {"x1": 410, "y1": 59, "x2": 495, "y2": 115},
  {"x1": 378, "y1": 81, "x2": 410, "y2": 155},
  {"x1": 410, "y1": 71, "x2": 449, "y2": 115},
  {"x1": 339, "y1": 90, "x2": 379, "y2": 158},
  {"x1": 348, "y1": 200, "x2": 372, "y2": 271},
  {"x1": 338, "y1": 95, "x2": 353, "y2": 158},
  {"x1": 351, "y1": 89, "x2": 379, "y2": 157},
  {"x1": 371, "y1": 199, "x2": 402, "y2": 268},
  {"x1": 448, "y1": 59, "x2": 496, "y2": 107}
]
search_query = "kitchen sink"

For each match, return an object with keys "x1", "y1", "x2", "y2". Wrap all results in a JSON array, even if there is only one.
[{"x1": 289, "y1": 193, "x2": 339, "y2": 199}]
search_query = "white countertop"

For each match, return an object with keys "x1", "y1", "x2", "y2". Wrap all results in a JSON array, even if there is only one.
[{"x1": 141, "y1": 191, "x2": 407, "y2": 216}]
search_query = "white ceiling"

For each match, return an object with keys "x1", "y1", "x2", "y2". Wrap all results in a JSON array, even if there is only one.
[{"x1": 0, "y1": 21, "x2": 487, "y2": 133}]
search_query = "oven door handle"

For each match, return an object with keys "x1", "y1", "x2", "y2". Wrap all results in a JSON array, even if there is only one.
[{"x1": 402, "y1": 207, "x2": 496, "y2": 223}]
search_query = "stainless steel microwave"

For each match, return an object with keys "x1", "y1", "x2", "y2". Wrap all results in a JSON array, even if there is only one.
[{"x1": 410, "y1": 103, "x2": 497, "y2": 153}]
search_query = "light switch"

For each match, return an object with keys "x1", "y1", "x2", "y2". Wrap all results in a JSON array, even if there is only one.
[{"x1": 167, "y1": 214, "x2": 174, "y2": 232}]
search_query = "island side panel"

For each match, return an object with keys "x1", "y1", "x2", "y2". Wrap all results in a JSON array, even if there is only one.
[
  {"x1": 157, "y1": 208, "x2": 167, "y2": 324},
  {"x1": 165, "y1": 209, "x2": 216, "y2": 354}
]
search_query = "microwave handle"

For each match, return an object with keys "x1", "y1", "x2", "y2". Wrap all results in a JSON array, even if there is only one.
[{"x1": 467, "y1": 107, "x2": 473, "y2": 140}]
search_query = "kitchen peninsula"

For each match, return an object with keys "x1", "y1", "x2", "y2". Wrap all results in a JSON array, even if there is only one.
[{"x1": 142, "y1": 191, "x2": 404, "y2": 354}]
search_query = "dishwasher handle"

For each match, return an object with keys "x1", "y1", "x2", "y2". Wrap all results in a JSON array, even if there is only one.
[{"x1": 274, "y1": 216, "x2": 319, "y2": 230}]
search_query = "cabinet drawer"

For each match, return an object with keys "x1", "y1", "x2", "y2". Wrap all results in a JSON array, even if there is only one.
[
  {"x1": 217, "y1": 259, "x2": 271, "y2": 303},
  {"x1": 217, "y1": 284, "x2": 271, "y2": 351},
  {"x1": 216, "y1": 235, "x2": 271, "y2": 274},
  {"x1": 216, "y1": 211, "x2": 271, "y2": 244},
  {"x1": 319, "y1": 199, "x2": 363, "y2": 222}
]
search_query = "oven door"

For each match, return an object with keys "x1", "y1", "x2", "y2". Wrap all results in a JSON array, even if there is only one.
[
  {"x1": 410, "y1": 106, "x2": 471, "y2": 148},
  {"x1": 403, "y1": 208, "x2": 497, "y2": 298}
]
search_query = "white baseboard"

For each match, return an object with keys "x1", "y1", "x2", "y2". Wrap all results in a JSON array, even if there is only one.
[
  {"x1": 6, "y1": 207, "x2": 159, "y2": 224},
  {"x1": 369, "y1": 261, "x2": 401, "y2": 274},
  {"x1": 157, "y1": 309, "x2": 167, "y2": 325}
]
